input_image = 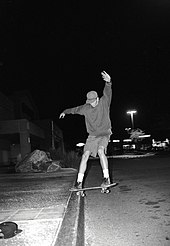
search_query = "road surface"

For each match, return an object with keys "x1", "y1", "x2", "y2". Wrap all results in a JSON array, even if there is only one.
[{"x1": 84, "y1": 154, "x2": 170, "y2": 246}]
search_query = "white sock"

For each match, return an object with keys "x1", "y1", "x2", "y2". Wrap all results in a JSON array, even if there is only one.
[
  {"x1": 103, "y1": 169, "x2": 109, "y2": 178},
  {"x1": 77, "y1": 173, "x2": 84, "y2": 183}
]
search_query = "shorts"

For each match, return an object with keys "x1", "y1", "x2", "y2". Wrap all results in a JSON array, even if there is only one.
[{"x1": 84, "y1": 135, "x2": 110, "y2": 157}]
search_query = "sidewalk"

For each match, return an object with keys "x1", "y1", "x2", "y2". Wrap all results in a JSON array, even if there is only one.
[{"x1": 0, "y1": 168, "x2": 84, "y2": 246}]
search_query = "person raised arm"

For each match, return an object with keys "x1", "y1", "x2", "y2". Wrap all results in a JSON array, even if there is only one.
[
  {"x1": 101, "y1": 71, "x2": 111, "y2": 83},
  {"x1": 59, "y1": 112, "x2": 65, "y2": 119},
  {"x1": 101, "y1": 71, "x2": 112, "y2": 105}
]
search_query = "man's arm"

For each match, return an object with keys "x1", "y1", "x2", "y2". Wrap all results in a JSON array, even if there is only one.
[
  {"x1": 101, "y1": 71, "x2": 111, "y2": 84},
  {"x1": 101, "y1": 71, "x2": 112, "y2": 105},
  {"x1": 59, "y1": 105, "x2": 86, "y2": 119}
]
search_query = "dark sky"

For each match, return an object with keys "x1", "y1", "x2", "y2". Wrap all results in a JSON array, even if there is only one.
[{"x1": 0, "y1": 1, "x2": 170, "y2": 143}]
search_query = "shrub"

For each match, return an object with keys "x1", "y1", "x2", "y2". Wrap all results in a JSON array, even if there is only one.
[
  {"x1": 62, "y1": 150, "x2": 81, "y2": 169},
  {"x1": 48, "y1": 147, "x2": 64, "y2": 160}
]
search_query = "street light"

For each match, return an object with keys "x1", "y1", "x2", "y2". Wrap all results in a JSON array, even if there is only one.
[{"x1": 127, "y1": 110, "x2": 137, "y2": 129}]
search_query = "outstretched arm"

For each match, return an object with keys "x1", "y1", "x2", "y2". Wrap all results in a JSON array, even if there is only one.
[{"x1": 59, "y1": 105, "x2": 86, "y2": 119}]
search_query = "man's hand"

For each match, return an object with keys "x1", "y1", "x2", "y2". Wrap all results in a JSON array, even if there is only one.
[
  {"x1": 101, "y1": 71, "x2": 111, "y2": 83},
  {"x1": 59, "y1": 112, "x2": 65, "y2": 119}
]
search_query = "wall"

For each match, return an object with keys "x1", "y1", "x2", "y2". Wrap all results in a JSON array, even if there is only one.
[{"x1": 0, "y1": 92, "x2": 14, "y2": 120}]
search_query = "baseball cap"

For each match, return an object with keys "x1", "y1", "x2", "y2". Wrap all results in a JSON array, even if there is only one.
[
  {"x1": 0, "y1": 222, "x2": 22, "y2": 239},
  {"x1": 86, "y1": 91, "x2": 98, "y2": 104}
]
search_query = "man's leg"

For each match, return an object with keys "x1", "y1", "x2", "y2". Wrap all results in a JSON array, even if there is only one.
[
  {"x1": 98, "y1": 147, "x2": 110, "y2": 186},
  {"x1": 76, "y1": 150, "x2": 90, "y2": 188}
]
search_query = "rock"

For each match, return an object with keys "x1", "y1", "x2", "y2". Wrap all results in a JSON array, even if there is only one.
[
  {"x1": 47, "y1": 161, "x2": 61, "y2": 172},
  {"x1": 15, "y1": 150, "x2": 53, "y2": 173}
]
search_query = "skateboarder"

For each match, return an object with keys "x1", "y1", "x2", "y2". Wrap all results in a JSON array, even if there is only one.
[{"x1": 59, "y1": 71, "x2": 113, "y2": 189}]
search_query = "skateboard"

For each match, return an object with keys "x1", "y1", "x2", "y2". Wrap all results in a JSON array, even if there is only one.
[{"x1": 70, "y1": 182, "x2": 118, "y2": 197}]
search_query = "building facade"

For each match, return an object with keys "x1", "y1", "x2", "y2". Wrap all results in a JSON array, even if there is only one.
[{"x1": 0, "y1": 91, "x2": 64, "y2": 166}]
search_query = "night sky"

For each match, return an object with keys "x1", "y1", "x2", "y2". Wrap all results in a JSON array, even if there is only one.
[{"x1": 0, "y1": 1, "x2": 170, "y2": 143}]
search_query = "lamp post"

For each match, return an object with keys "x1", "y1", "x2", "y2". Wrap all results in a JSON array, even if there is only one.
[{"x1": 127, "y1": 110, "x2": 137, "y2": 129}]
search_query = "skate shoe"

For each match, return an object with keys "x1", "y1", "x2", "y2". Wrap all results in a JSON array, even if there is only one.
[
  {"x1": 101, "y1": 177, "x2": 111, "y2": 188},
  {"x1": 74, "y1": 182, "x2": 83, "y2": 190}
]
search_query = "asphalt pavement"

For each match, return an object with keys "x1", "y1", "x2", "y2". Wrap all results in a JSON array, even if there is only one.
[
  {"x1": 85, "y1": 153, "x2": 170, "y2": 246},
  {"x1": 0, "y1": 151, "x2": 168, "y2": 246}
]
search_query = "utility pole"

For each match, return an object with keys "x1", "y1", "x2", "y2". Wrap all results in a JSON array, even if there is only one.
[{"x1": 51, "y1": 120, "x2": 55, "y2": 150}]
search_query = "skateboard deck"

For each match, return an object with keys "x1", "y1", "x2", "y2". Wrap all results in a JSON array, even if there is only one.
[{"x1": 70, "y1": 182, "x2": 118, "y2": 196}]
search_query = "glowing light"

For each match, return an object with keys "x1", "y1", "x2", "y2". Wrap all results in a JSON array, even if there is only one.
[
  {"x1": 76, "y1": 143, "x2": 85, "y2": 147},
  {"x1": 127, "y1": 110, "x2": 137, "y2": 115},
  {"x1": 123, "y1": 139, "x2": 132, "y2": 142},
  {"x1": 138, "y1": 134, "x2": 151, "y2": 138},
  {"x1": 126, "y1": 110, "x2": 137, "y2": 129}
]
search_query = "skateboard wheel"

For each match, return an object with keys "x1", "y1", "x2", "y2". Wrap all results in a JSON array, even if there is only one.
[
  {"x1": 81, "y1": 192, "x2": 86, "y2": 197},
  {"x1": 76, "y1": 191, "x2": 86, "y2": 197},
  {"x1": 106, "y1": 189, "x2": 110, "y2": 194},
  {"x1": 101, "y1": 188, "x2": 110, "y2": 194}
]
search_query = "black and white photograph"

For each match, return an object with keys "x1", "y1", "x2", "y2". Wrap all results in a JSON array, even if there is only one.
[{"x1": 0, "y1": 1, "x2": 170, "y2": 245}]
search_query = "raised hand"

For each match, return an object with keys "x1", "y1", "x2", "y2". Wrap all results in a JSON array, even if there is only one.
[
  {"x1": 101, "y1": 71, "x2": 111, "y2": 83},
  {"x1": 59, "y1": 112, "x2": 65, "y2": 119}
]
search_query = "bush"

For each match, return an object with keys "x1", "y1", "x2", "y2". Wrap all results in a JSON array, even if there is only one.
[
  {"x1": 48, "y1": 148, "x2": 81, "y2": 169},
  {"x1": 62, "y1": 150, "x2": 81, "y2": 169},
  {"x1": 48, "y1": 147, "x2": 64, "y2": 160}
]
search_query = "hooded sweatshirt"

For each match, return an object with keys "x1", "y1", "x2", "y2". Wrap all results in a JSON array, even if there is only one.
[{"x1": 63, "y1": 82, "x2": 112, "y2": 137}]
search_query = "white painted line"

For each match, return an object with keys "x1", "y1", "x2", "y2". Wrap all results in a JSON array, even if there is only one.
[
  {"x1": 34, "y1": 208, "x2": 43, "y2": 219},
  {"x1": 4, "y1": 209, "x2": 19, "y2": 221}
]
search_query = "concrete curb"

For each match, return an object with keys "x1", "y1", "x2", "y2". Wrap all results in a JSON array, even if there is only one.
[
  {"x1": 89, "y1": 152, "x2": 156, "y2": 160},
  {"x1": 53, "y1": 191, "x2": 84, "y2": 246},
  {"x1": 107, "y1": 152, "x2": 156, "y2": 159}
]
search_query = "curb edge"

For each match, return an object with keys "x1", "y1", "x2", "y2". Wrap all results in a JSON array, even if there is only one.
[{"x1": 53, "y1": 191, "x2": 84, "y2": 246}]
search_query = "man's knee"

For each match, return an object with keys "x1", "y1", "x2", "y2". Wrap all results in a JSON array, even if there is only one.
[
  {"x1": 82, "y1": 150, "x2": 90, "y2": 161},
  {"x1": 98, "y1": 146, "x2": 105, "y2": 157}
]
